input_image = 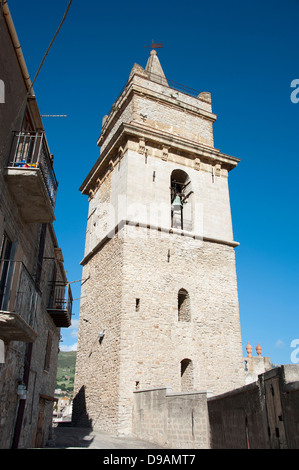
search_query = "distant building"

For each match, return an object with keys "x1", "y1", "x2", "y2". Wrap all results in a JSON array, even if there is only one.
[
  {"x1": 244, "y1": 342, "x2": 272, "y2": 384},
  {"x1": 0, "y1": 3, "x2": 72, "y2": 448},
  {"x1": 53, "y1": 396, "x2": 72, "y2": 423}
]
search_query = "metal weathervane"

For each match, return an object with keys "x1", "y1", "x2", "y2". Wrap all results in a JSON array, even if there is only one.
[{"x1": 144, "y1": 40, "x2": 163, "y2": 50}]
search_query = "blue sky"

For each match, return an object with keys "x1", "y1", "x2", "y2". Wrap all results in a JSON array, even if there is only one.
[{"x1": 7, "y1": 0, "x2": 299, "y2": 364}]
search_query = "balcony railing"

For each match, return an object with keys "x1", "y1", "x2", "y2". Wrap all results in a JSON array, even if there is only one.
[
  {"x1": 4, "y1": 132, "x2": 58, "y2": 223},
  {"x1": 144, "y1": 70, "x2": 201, "y2": 98},
  {"x1": 0, "y1": 260, "x2": 39, "y2": 342},
  {"x1": 8, "y1": 131, "x2": 58, "y2": 207},
  {"x1": 47, "y1": 282, "x2": 72, "y2": 328}
]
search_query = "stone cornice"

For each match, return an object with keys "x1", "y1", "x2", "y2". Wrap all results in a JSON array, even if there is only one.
[
  {"x1": 80, "y1": 219, "x2": 239, "y2": 266},
  {"x1": 80, "y1": 122, "x2": 240, "y2": 195}
]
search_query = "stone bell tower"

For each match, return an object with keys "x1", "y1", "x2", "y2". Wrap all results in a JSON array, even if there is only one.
[{"x1": 73, "y1": 50, "x2": 245, "y2": 435}]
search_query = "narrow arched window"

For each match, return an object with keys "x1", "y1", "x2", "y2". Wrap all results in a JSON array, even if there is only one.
[
  {"x1": 178, "y1": 288, "x2": 191, "y2": 322},
  {"x1": 181, "y1": 358, "x2": 193, "y2": 392},
  {"x1": 170, "y1": 169, "x2": 193, "y2": 231}
]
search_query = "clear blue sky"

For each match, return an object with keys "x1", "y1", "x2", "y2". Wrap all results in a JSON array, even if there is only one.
[{"x1": 7, "y1": 0, "x2": 299, "y2": 364}]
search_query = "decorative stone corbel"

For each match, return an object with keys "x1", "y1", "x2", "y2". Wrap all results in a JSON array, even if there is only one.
[
  {"x1": 162, "y1": 145, "x2": 169, "y2": 161},
  {"x1": 138, "y1": 138, "x2": 146, "y2": 155},
  {"x1": 194, "y1": 157, "x2": 201, "y2": 171},
  {"x1": 215, "y1": 163, "x2": 221, "y2": 177},
  {"x1": 146, "y1": 145, "x2": 152, "y2": 157},
  {"x1": 102, "y1": 115, "x2": 108, "y2": 128},
  {"x1": 118, "y1": 146, "x2": 124, "y2": 159}
]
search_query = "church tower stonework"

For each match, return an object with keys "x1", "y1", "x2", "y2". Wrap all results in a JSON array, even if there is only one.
[{"x1": 73, "y1": 50, "x2": 245, "y2": 435}]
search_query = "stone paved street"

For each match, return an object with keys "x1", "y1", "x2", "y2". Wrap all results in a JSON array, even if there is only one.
[{"x1": 47, "y1": 425, "x2": 167, "y2": 449}]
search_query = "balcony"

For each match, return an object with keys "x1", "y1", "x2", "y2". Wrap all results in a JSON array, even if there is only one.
[
  {"x1": 4, "y1": 131, "x2": 58, "y2": 223},
  {"x1": 0, "y1": 261, "x2": 39, "y2": 343},
  {"x1": 47, "y1": 283, "x2": 72, "y2": 328}
]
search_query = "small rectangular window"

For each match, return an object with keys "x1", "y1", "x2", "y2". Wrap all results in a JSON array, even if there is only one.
[{"x1": 135, "y1": 298, "x2": 140, "y2": 312}]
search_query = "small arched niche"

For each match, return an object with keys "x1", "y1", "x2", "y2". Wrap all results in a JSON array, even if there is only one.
[
  {"x1": 178, "y1": 288, "x2": 191, "y2": 322},
  {"x1": 181, "y1": 358, "x2": 193, "y2": 392}
]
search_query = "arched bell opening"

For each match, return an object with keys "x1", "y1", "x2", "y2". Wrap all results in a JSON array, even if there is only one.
[{"x1": 170, "y1": 169, "x2": 193, "y2": 231}]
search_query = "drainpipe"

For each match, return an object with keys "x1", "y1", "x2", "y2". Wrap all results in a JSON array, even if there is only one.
[
  {"x1": 2, "y1": 1, "x2": 44, "y2": 133},
  {"x1": 11, "y1": 343, "x2": 33, "y2": 449},
  {"x1": 2, "y1": 1, "x2": 33, "y2": 95}
]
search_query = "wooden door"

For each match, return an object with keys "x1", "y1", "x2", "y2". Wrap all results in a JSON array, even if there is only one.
[{"x1": 35, "y1": 401, "x2": 45, "y2": 448}]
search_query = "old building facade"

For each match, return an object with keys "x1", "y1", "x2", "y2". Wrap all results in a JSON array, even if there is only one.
[
  {"x1": 73, "y1": 49, "x2": 245, "y2": 435},
  {"x1": 0, "y1": 2, "x2": 72, "y2": 448}
]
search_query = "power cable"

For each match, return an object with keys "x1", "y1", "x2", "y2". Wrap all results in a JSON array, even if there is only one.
[
  {"x1": 0, "y1": 1, "x2": 73, "y2": 160},
  {"x1": 29, "y1": 0, "x2": 73, "y2": 92}
]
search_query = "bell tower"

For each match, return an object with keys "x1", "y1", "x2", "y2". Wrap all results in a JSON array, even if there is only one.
[{"x1": 73, "y1": 50, "x2": 245, "y2": 435}]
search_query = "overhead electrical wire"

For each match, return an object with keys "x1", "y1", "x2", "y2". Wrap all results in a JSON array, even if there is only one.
[
  {"x1": 29, "y1": 0, "x2": 73, "y2": 92},
  {"x1": 0, "y1": 0, "x2": 73, "y2": 159}
]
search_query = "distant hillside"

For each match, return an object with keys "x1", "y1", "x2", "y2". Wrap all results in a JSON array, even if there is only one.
[{"x1": 56, "y1": 351, "x2": 76, "y2": 397}]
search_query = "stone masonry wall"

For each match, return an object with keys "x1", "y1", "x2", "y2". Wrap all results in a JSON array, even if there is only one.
[
  {"x1": 208, "y1": 365, "x2": 299, "y2": 449},
  {"x1": 84, "y1": 145, "x2": 236, "y2": 262},
  {"x1": 0, "y1": 225, "x2": 62, "y2": 448},
  {"x1": 99, "y1": 71, "x2": 215, "y2": 155},
  {"x1": 74, "y1": 221, "x2": 244, "y2": 436},
  {"x1": 133, "y1": 94, "x2": 214, "y2": 147},
  {"x1": 73, "y1": 233, "x2": 124, "y2": 433},
  {"x1": 132, "y1": 366, "x2": 299, "y2": 449},
  {"x1": 0, "y1": 342, "x2": 25, "y2": 448},
  {"x1": 75, "y1": 54, "x2": 244, "y2": 437},
  {"x1": 17, "y1": 303, "x2": 60, "y2": 449},
  {"x1": 75, "y1": 142, "x2": 244, "y2": 436},
  {"x1": 0, "y1": 10, "x2": 26, "y2": 167},
  {"x1": 117, "y1": 224, "x2": 244, "y2": 434},
  {"x1": 133, "y1": 387, "x2": 210, "y2": 449},
  {"x1": 0, "y1": 6, "x2": 67, "y2": 449}
]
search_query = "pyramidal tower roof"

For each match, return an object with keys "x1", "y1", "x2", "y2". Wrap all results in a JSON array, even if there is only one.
[
  {"x1": 129, "y1": 50, "x2": 168, "y2": 86},
  {"x1": 145, "y1": 50, "x2": 168, "y2": 83},
  {"x1": 145, "y1": 49, "x2": 166, "y2": 80}
]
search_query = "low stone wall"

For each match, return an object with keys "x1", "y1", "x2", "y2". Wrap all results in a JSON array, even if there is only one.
[
  {"x1": 132, "y1": 387, "x2": 210, "y2": 449},
  {"x1": 132, "y1": 366, "x2": 299, "y2": 449},
  {"x1": 208, "y1": 365, "x2": 299, "y2": 449},
  {"x1": 208, "y1": 381, "x2": 267, "y2": 449}
]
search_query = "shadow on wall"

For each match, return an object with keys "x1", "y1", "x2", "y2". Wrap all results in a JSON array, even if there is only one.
[{"x1": 72, "y1": 385, "x2": 93, "y2": 429}]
